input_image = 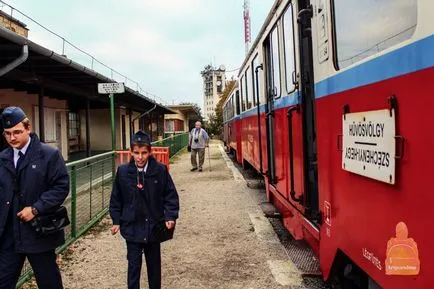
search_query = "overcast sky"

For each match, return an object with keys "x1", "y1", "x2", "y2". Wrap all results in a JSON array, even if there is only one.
[{"x1": 1, "y1": 0, "x2": 273, "y2": 109}]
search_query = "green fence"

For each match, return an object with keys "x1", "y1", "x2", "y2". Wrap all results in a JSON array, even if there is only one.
[
  {"x1": 153, "y1": 132, "x2": 189, "y2": 158},
  {"x1": 17, "y1": 133, "x2": 188, "y2": 288}
]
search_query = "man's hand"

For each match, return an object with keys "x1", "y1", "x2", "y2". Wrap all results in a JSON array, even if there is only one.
[
  {"x1": 17, "y1": 207, "x2": 35, "y2": 222},
  {"x1": 166, "y1": 221, "x2": 175, "y2": 230},
  {"x1": 111, "y1": 225, "x2": 120, "y2": 235}
]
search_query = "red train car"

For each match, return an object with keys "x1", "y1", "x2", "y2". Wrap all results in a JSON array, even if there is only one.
[
  {"x1": 224, "y1": 0, "x2": 433, "y2": 288},
  {"x1": 223, "y1": 84, "x2": 243, "y2": 164}
]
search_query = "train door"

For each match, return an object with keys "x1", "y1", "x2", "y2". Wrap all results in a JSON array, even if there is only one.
[
  {"x1": 297, "y1": 0, "x2": 320, "y2": 223},
  {"x1": 264, "y1": 25, "x2": 279, "y2": 184},
  {"x1": 235, "y1": 90, "x2": 243, "y2": 164},
  {"x1": 264, "y1": 5, "x2": 305, "y2": 206}
]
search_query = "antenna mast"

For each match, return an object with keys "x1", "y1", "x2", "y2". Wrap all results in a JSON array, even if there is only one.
[{"x1": 243, "y1": 0, "x2": 251, "y2": 55}]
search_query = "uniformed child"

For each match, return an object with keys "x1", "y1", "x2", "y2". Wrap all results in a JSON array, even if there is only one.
[{"x1": 109, "y1": 131, "x2": 179, "y2": 289}]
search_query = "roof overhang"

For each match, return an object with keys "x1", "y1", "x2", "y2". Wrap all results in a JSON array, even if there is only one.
[
  {"x1": 0, "y1": 26, "x2": 174, "y2": 114},
  {"x1": 167, "y1": 105, "x2": 199, "y2": 116}
]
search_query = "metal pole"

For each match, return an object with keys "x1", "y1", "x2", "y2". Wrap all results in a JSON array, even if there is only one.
[
  {"x1": 110, "y1": 93, "x2": 116, "y2": 151},
  {"x1": 208, "y1": 145, "x2": 211, "y2": 172},
  {"x1": 110, "y1": 93, "x2": 116, "y2": 179},
  {"x1": 38, "y1": 87, "x2": 45, "y2": 142},
  {"x1": 71, "y1": 166, "x2": 77, "y2": 238},
  {"x1": 89, "y1": 164, "x2": 93, "y2": 219},
  {"x1": 86, "y1": 99, "x2": 91, "y2": 157},
  {"x1": 128, "y1": 109, "x2": 133, "y2": 146}
]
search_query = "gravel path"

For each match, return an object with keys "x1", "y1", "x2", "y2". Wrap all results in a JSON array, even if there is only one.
[{"x1": 54, "y1": 141, "x2": 304, "y2": 289}]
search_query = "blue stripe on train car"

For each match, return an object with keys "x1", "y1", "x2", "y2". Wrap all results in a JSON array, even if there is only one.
[
  {"x1": 315, "y1": 34, "x2": 434, "y2": 99},
  {"x1": 237, "y1": 90, "x2": 300, "y2": 119},
  {"x1": 233, "y1": 34, "x2": 434, "y2": 121}
]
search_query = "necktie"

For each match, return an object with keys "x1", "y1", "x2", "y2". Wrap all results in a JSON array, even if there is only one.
[{"x1": 16, "y1": 151, "x2": 24, "y2": 170}]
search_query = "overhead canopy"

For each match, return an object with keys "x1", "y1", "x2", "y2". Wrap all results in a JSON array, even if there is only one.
[
  {"x1": 168, "y1": 104, "x2": 200, "y2": 117},
  {"x1": 0, "y1": 26, "x2": 174, "y2": 114}
]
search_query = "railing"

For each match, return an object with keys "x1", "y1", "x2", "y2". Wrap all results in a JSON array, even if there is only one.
[
  {"x1": 117, "y1": 147, "x2": 170, "y2": 170},
  {"x1": 153, "y1": 132, "x2": 189, "y2": 158},
  {"x1": 16, "y1": 133, "x2": 189, "y2": 288}
]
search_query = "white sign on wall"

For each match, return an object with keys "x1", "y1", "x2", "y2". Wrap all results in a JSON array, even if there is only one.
[
  {"x1": 342, "y1": 109, "x2": 396, "y2": 184},
  {"x1": 97, "y1": 82, "x2": 125, "y2": 94}
]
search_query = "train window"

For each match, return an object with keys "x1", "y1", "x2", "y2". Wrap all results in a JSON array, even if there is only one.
[
  {"x1": 240, "y1": 76, "x2": 246, "y2": 112},
  {"x1": 333, "y1": 0, "x2": 417, "y2": 69},
  {"x1": 252, "y1": 55, "x2": 262, "y2": 105},
  {"x1": 283, "y1": 5, "x2": 296, "y2": 93},
  {"x1": 235, "y1": 90, "x2": 241, "y2": 115},
  {"x1": 271, "y1": 25, "x2": 281, "y2": 97},
  {"x1": 227, "y1": 97, "x2": 234, "y2": 120},
  {"x1": 246, "y1": 67, "x2": 254, "y2": 109},
  {"x1": 227, "y1": 98, "x2": 230, "y2": 120},
  {"x1": 227, "y1": 99, "x2": 231, "y2": 120},
  {"x1": 252, "y1": 54, "x2": 259, "y2": 106},
  {"x1": 231, "y1": 95, "x2": 235, "y2": 117}
]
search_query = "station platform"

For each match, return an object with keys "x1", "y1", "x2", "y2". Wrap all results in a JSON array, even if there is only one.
[{"x1": 26, "y1": 141, "x2": 327, "y2": 289}]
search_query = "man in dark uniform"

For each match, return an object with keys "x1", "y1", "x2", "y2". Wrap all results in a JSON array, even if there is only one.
[
  {"x1": 0, "y1": 106, "x2": 69, "y2": 289},
  {"x1": 110, "y1": 131, "x2": 179, "y2": 289},
  {"x1": 0, "y1": 108, "x2": 7, "y2": 151}
]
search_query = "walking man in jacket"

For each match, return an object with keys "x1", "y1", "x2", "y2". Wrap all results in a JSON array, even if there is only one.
[
  {"x1": 189, "y1": 121, "x2": 209, "y2": 172},
  {"x1": 0, "y1": 106, "x2": 69, "y2": 289}
]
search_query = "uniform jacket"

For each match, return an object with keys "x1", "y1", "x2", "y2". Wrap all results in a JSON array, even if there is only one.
[
  {"x1": 0, "y1": 133, "x2": 69, "y2": 253},
  {"x1": 109, "y1": 156, "x2": 179, "y2": 243}
]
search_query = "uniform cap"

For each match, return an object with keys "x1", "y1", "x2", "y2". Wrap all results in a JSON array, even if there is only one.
[
  {"x1": 131, "y1": 130, "x2": 151, "y2": 146},
  {"x1": 1, "y1": 106, "x2": 27, "y2": 129}
]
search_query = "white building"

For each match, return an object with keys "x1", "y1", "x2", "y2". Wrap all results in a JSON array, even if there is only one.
[{"x1": 201, "y1": 65, "x2": 226, "y2": 121}]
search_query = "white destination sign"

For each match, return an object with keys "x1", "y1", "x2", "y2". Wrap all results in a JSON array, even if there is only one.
[
  {"x1": 97, "y1": 82, "x2": 125, "y2": 94},
  {"x1": 342, "y1": 109, "x2": 395, "y2": 184}
]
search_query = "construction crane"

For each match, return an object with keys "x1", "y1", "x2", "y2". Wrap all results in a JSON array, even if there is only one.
[{"x1": 243, "y1": 0, "x2": 251, "y2": 55}]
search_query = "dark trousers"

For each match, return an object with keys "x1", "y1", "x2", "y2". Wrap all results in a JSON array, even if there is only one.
[
  {"x1": 0, "y1": 246, "x2": 63, "y2": 289},
  {"x1": 126, "y1": 241, "x2": 161, "y2": 289}
]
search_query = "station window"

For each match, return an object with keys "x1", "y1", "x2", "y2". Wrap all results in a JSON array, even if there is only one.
[
  {"x1": 283, "y1": 4, "x2": 296, "y2": 93},
  {"x1": 165, "y1": 119, "x2": 174, "y2": 132},
  {"x1": 68, "y1": 112, "x2": 80, "y2": 137},
  {"x1": 333, "y1": 0, "x2": 417, "y2": 69}
]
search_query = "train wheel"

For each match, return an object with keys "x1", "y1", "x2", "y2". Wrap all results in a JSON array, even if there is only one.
[{"x1": 328, "y1": 252, "x2": 368, "y2": 289}]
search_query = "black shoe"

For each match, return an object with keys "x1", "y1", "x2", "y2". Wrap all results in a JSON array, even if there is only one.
[
  {"x1": 190, "y1": 167, "x2": 198, "y2": 171},
  {"x1": 198, "y1": 168, "x2": 203, "y2": 172}
]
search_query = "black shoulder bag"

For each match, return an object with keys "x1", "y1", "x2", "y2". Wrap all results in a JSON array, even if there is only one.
[
  {"x1": 13, "y1": 177, "x2": 70, "y2": 237},
  {"x1": 30, "y1": 206, "x2": 70, "y2": 237},
  {"x1": 137, "y1": 176, "x2": 175, "y2": 243}
]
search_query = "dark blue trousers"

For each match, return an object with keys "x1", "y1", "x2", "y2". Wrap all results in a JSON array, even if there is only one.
[
  {"x1": 126, "y1": 241, "x2": 161, "y2": 289},
  {"x1": 0, "y1": 237, "x2": 63, "y2": 289}
]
